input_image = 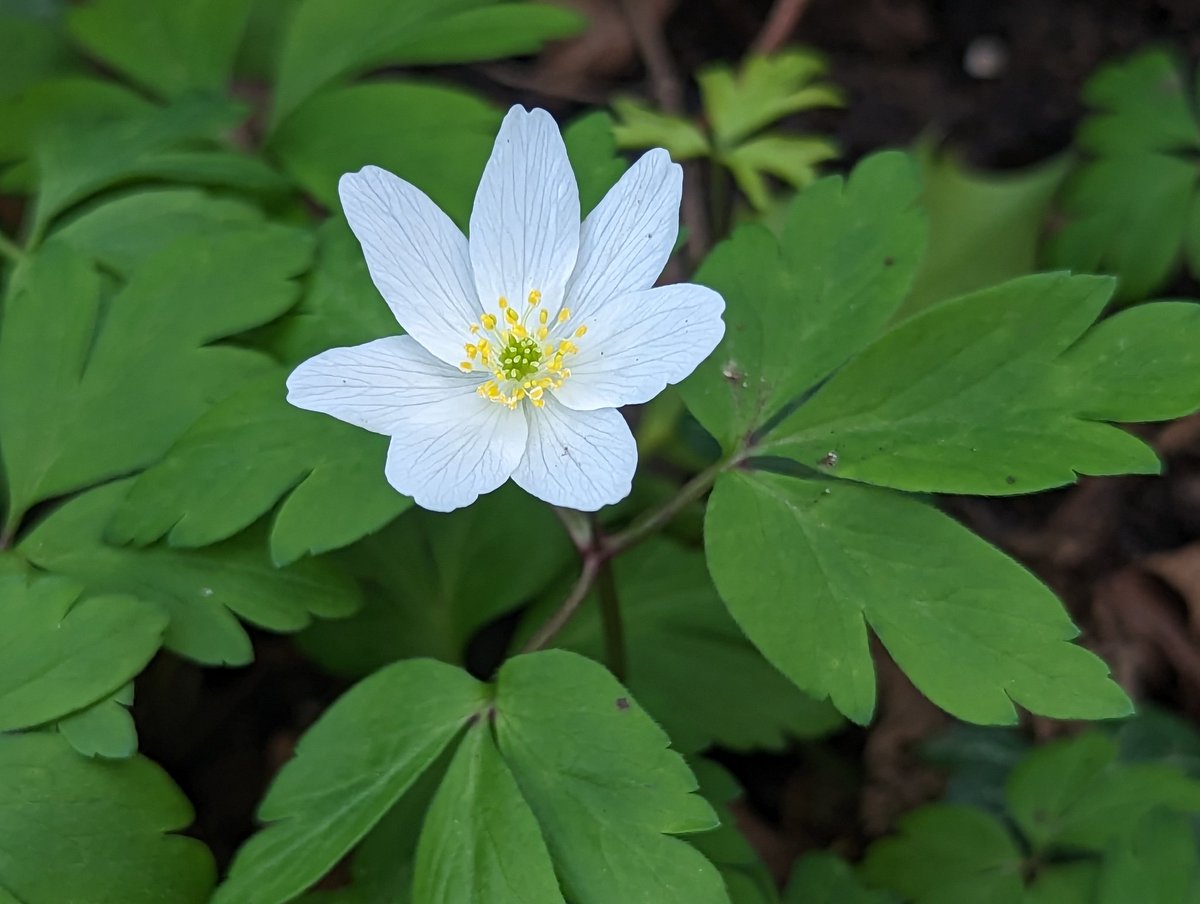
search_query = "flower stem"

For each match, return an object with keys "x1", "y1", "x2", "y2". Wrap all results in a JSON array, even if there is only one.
[
  {"x1": 605, "y1": 455, "x2": 733, "y2": 556},
  {"x1": 521, "y1": 553, "x2": 602, "y2": 654},
  {"x1": 595, "y1": 559, "x2": 626, "y2": 680}
]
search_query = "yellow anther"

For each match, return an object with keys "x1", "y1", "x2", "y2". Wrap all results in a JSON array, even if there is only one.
[
  {"x1": 528, "y1": 289, "x2": 541, "y2": 306},
  {"x1": 536, "y1": 326, "x2": 549, "y2": 341},
  {"x1": 529, "y1": 386, "x2": 544, "y2": 402},
  {"x1": 515, "y1": 388, "x2": 526, "y2": 400},
  {"x1": 481, "y1": 313, "x2": 497, "y2": 330},
  {"x1": 505, "y1": 307, "x2": 519, "y2": 324},
  {"x1": 532, "y1": 397, "x2": 545, "y2": 408},
  {"x1": 469, "y1": 323, "x2": 480, "y2": 334},
  {"x1": 459, "y1": 361, "x2": 473, "y2": 372},
  {"x1": 538, "y1": 309, "x2": 548, "y2": 326},
  {"x1": 513, "y1": 324, "x2": 528, "y2": 339},
  {"x1": 552, "y1": 354, "x2": 564, "y2": 371},
  {"x1": 498, "y1": 296, "x2": 509, "y2": 309},
  {"x1": 558, "y1": 307, "x2": 571, "y2": 323},
  {"x1": 465, "y1": 343, "x2": 478, "y2": 359},
  {"x1": 543, "y1": 344, "x2": 554, "y2": 357},
  {"x1": 574, "y1": 325, "x2": 588, "y2": 338}
]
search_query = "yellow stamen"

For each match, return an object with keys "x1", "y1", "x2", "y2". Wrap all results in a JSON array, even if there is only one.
[
  {"x1": 575, "y1": 325, "x2": 588, "y2": 338},
  {"x1": 558, "y1": 308, "x2": 571, "y2": 323},
  {"x1": 498, "y1": 296, "x2": 508, "y2": 309},
  {"x1": 459, "y1": 361, "x2": 473, "y2": 372},
  {"x1": 536, "y1": 326, "x2": 549, "y2": 341},
  {"x1": 465, "y1": 343, "x2": 478, "y2": 359},
  {"x1": 528, "y1": 289, "x2": 541, "y2": 306},
  {"x1": 538, "y1": 309, "x2": 548, "y2": 326},
  {"x1": 481, "y1": 313, "x2": 497, "y2": 330},
  {"x1": 505, "y1": 307, "x2": 519, "y2": 324}
]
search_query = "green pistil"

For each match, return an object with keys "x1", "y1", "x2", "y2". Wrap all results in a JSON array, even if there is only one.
[{"x1": 500, "y1": 335, "x2": 541, "y2": 381}]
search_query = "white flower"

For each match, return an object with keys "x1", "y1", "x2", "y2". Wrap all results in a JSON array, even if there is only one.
[{"x1": 286, "y1": 105, "x2": 725, "y2": 513}]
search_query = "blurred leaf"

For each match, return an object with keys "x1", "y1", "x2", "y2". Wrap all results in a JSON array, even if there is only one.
[
  {"x1": 562, "y1": 110, "x2": 628, "y2": 215},
  {"x1": 612, "y1": 97, "x2": 710, "y2": 160},
  {"x1": 300, "y1": 484, "x2": 571, "y2": 672},
  {"x1": 922, "y1": 725, "x2": 1029, "y2": 815},
  {"x1": 0, "y1": 227, "x2": 310, "y2": 529},
  {"x1": 680, "y1": 151, "x2": 925, "y2": 451},
  {"x1": 784, "y1": 852, "x2": 895, "y2": 904},
  {"x1": 1057, "y1": 301, "x2": 1200, "y2": 423},
  {"x1": 901, "y1": 145, "x2": 1070, "y2": 318},
  {"x1": 111, "y1": 373, "x2": 409, "y2": 566},
  {"x1": 52, "y1": 187, "x2": 264, "y2": 276},
  {"x1": 1097, "y1": 813, "x2": 1200, "y2": 904},
  {"x1": 269, "y1": 80, "x2": 500, "y2": 227},
  {"x1": 214, "y1": 659, "x2": 488, "y2": 904},
  {"x1": 0, "y1": 13, "x2": 79, "y2": 99},
  {"x1": 20, "y1": 481, "x2": 360, "y2": 667},
  {"x1": 68, "y1": 0, "x2": 254, "y2": 98},
  {"x1": 0, "y1": 569, "x2": 163, "y2": 732},
  {"x1": 1113, "y1": 705, "x2": 1200, "y2": 775},
  {"x1": 271, "y1": 0, "x2": 582, "y2": 127},
  {"x1": 526, "y1": 539, "x2": 843, "y2": 752},
  {"x1": 1047, "y1": 50, "x2": 1200, "y2": 302},
  {"x1": 721, "y1": 134, "x2": 838, "y2": 210},
  {"x1": 862, "y1": 805, "x2": 1024, "y2": 904},
  {"x1": 1006, "y1": 732, "x2": 1200, "y2": 852},
  {"x1": 691, "y1": 760, "x2": 779, "y2": 904},
  {"x1": 57, "y1": 684, "x2": 137, "y2": 759},
  {"x1": 1025, "y1": 864, "x2": 1099, "y2": 904},
  {"x1": 705, "y1": 470, "x2": 1131, "y2": 725},
  {"x1": 0, "y1": 732, "x2": 215, "y2": 903},
  {"x1": 764, "y1": 274, "x2": 1160, "y2": 496}
]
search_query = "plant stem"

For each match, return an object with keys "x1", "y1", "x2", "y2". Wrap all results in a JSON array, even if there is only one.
[
  {"x1": 595, "y1": 559, "x2": 627, "y2": 679},
  {"x1": 605, "y1": 455, "x2": 733, "y2": 556},
  {"x1": 521, "y1": 553, "x2": 602, "y2": 654},
  {"x1": 0, "y1": 231, "x2": 24, "y2": 265},
  {"x1": 752, "y1": 0, "x2": 812, "y2": 55}
]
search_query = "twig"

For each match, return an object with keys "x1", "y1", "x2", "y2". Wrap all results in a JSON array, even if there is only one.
[
  {"x1": 752, "y1": 0, "x2": 812, "y2": 55},
  {"x1": 521, "y1": 554, "x2": 603, "y2": 654},
  {"x1": 596, "y1": 560, "x2": 627, "y2": 680},
  {"x1": 605, "y1": 455, "x2": 733, "y2": 555}
]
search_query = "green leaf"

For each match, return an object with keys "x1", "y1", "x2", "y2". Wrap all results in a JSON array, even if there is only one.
[
  {"x1": 300, "y1": 484, "x2": 572, "y2": 672},
  {"x1": 763, "y1": 273, "x2": 1161, "y2": 496},
  {"x1": 488, "y1": 651, "x2": 727, "y2": 903},
  {"x1": 1025, "y1": 864, "x2": 1099, "y2": 904},
  {"x1": 563, "y1": 110, "x2": 628, "y2": 216},
  {"x1": 721, "y1": 133, "x2": 839, "y2": 211},
  {"x1": 1057, "y1": 301, "x2": 1200, "y2": 422},
  {"x1": 1005, "y1": 732, "x2": 1200, "y2": 852},
  {"x1": 691, "y1": 760, "x2": 780, "y2": 904},
  {"x1": 0, "y1": 13, "x2": 79, "y2": 100},
  {"x1": 784, "y1": 852, "x2": 895, "y2": 904},
  {"x1": 19, "y1": 481, "x2": 360, "y2": 667},
  {"x1": 0, "y1": 227, "x2": 310, "y2": 529},
  {"x1": 1047, "y1": 50, "x2": 1200, "y2": 302},
  {"x1": 679, "y1": 151, "x2": 925, "y2": 450},
  {"x1": 901, "y1": 145, "x2": 1069, "y2": 318},
  {"x1": 529, "y1": 539, "x2": 843, "y2": 751},
  {"x1": 0, "y1": 569, "x2": 163, "y2": 732},
  {"x1": 58, "y1": 684, "x2": 138, "y2": 759},
  {"x1": 611, "y1": 97, "x2": 710, "y2": 160},
  {"x1": 0, "y1": 732, "x2": 215, "y2": 903},
  {"x1": 271, "y1": 0, "x2": 582, "y2": 127},
  {"x1": 68, "y1": 0, "x2": 254, "y2": 99},
  {"x1": 704, "y1": 469, "x2": 1131, "y2": 724},
  {"x1": 1097, "y1": 813, "x2": 1200, "y2": 904},
  {"x1": 52, "y1": 186, "x2": 265, "y2": 277},
  {"x1": 861, "y1": 804, "x2": 1024, "y2": 904},
  {"x1": 109, "y1": 373, "x2": 409, "y2": 566},
  {"x1": 269, "y1": 80, "x2": 500, "y2": 227},
  {"x1": 214, "y1": 659, "x2": 488, "y2": 904},
  {"x1": 412, "y1": 725, "x2": 564, "y2": 903},
  {"x1": 699, "y1": 50, "x2": 843, "y2": 149}
]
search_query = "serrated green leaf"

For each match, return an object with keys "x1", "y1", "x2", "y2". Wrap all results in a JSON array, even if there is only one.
[
  {"x1": 528, "y1": 539, "x2": 842, "y2": 751},
  {"x1": 0, "y1": 569, "x2": 163, "y2": 732},
  {"x1": 67, "y1": 0, "x2": 253, "y2": 99},
  {"x1": 563, "y1": 110, "x2": 628, "y2": 215},
  {"x1": 901, "y1": 145, "x2": 1069, "y2": 318},
  {"x1": 271, "y1": 0, "x2": 581, "y2": 127},
  {"x1": 110, "y1": 373, "x2": 409, "y2": 566},
  {"x1": 491, "y1": 651, "x2": 727, "y2": 904},
  {"x1": 1006, "y1": 732, "x2": 1200, "y2": 852},
  {"x1": 19, "y1": 481, "x2": 360, "y2": 667},
  {"x1": 1057, "y1": 301, "x2": 1200, "y2": 422},
  {"x1": 52, "y1": 187, "x2": 264, "y2": 276},
  {"x1": 0, "y1": 732, "x2": 214, "y2": 903},
  {"x1": 721, "y1": 133, "x2": 838, "y2": 210},
  {"x1": 704, "y1": 470, "x2": 1131, "y2": 725},
  {"x1": 1097, "y1": 813, "x2": 1200, "y2": 904},
  {"x1": 784, "y1": 852, "x2": 894, "y2": 904},
  {"x1": 269, "y1": 80, "x2": 500, "y2": 227},
  {"x1": 1048, "y1": 50, "x2": 1200, "y2": 302},
  {"x1": 300, "y1": 484, "x2": 571, "y2": 672},
  {"x1": 57, "y1": 684, "x2": 137, "y2": 759},
  {"x1": 413, "y1": 724, "x2": 564, "y2": 903},
  {"x1": 861, "y1": 804, "x2": 1024, "y2": 904},
  {"x1": 611, "y1": 97, "x2": 710, "y2": 160},
  {"x1": 679, "y1": 151, "x2": 925, "y2": 450},
  {"x1": 0, "y1": 227, "x2": 310, "y2": 530},
  {"x1": 214, "y1": 659, "x2": 488, "y2": 904},
  {"x1": 764, "y1": 273, "x2": 1161, "y2": 495},
  {"x1": 699, "y1": 50, "x2": 842, "y2": 149}
]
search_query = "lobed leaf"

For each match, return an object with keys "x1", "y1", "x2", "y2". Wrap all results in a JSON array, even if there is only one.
[{"x1": 57, "y1": 684, "x2": 138, "y2": 759}]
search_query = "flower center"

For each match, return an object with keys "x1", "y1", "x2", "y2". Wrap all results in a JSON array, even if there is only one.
[{"x1": 459, "y1": 290, "x2": 587, "y2": 410}]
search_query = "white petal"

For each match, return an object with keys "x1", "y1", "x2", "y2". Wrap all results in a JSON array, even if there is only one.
[
  {"x1": 512, "y1": 397, "x2": 636, "y2": 511},
  {"x1": 287, "y1": 336, "x2": 527, "y2": 512},
  {"x1": 564, "y1": 148, "x2": 681, "y2": 324},
  {"x1": 469, "y1": 106, "x2": 579, "y2": 319},
  {"x1": 339, "y1": 166, "x2": 479, "y2": 367},
  {"x1": 553, "y1": 284, "x2": 726, "y2": 411}
]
